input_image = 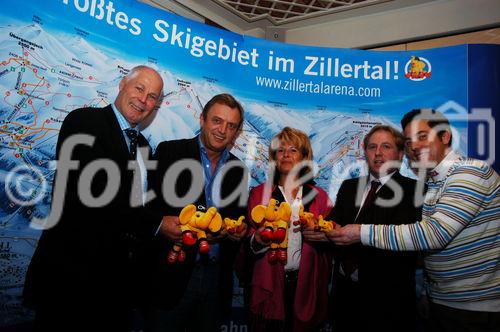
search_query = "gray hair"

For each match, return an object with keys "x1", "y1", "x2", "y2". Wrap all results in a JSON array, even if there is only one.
[{"x1": 125, "y1": 65, "x2": 164, "y2": 107}]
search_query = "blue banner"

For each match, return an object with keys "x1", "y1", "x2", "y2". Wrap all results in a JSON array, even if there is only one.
[{"x1": 0, "y1": 0, "x2": 496, "y2": 327}]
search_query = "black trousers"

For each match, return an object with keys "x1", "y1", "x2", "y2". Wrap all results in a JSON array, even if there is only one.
[
  {"x1": 428, "y1": 301, "x2": 500, "y2": 332},
  {"x1": 33, "y1": 301, "x2": 130, "y2": 332},
  {"x1": 284, "y1": 270, "x2": 299, "y2": 331},
  {"x1": 145, "y1": 262, "x2": 222, "y2": 332},
  {"x1": 330, "y1": 274, "x2": 360, "y2": 332}
]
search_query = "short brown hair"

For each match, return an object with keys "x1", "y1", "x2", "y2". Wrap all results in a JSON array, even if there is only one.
[
  {"x1": 269, "y1": 127, "x2": 313, "y2": 183},
  {"x1": 202, "y1": 93, "x2": 244, "y2": 129},
  {"x1": 363, "y1": 125, "x2": 405, "y2": 151}
]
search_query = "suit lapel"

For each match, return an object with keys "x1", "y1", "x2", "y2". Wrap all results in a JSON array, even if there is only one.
[
  {"x1": 189, "y1": 136, "x2": 202, "y2": 162},
  {"x1": 371, "y1": 171, "x2": 402, "y2": 225},
  {"x1": 102, "y1": 105, "x2": 130, "y2": 162},
  {"x1": 376, "y1": 171, "x2": 402, "y2": 201},
  {"x1": 137, "y1": 133, "x2": 153, "y2": 159},
  {"x1": 353, "y1": 176, "x2": 368, "y2": 219}
]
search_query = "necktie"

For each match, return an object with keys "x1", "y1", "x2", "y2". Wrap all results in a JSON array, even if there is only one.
[
  {"x1": 125, "y1": 128, "x2": 143, "y2": 206},
  {"x1": 356, "y1": 180, "x2": 381, "y2": 223},
  {"x1": 125, "y1": 128, "x2": 138, "y2": 159}
]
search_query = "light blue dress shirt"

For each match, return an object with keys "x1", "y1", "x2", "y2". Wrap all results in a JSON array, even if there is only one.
[
  {"x1": 197, "y1": 135, "x2": 230, "y2": 260},
  {"x1": 111, "y1": 103, "x2": 147, "y2": 205}
]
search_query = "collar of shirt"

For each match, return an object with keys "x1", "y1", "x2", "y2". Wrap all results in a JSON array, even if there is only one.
[
  {"x1": 198, "y1": 135, "x2": 230, "y2": 208},
  {"x1": 369, "y1": 171, "x2": 395, "y2": 191},
  {"x1": 111, "y1": 103, "x2": 135, "y2": 132},
  {"x1": 111, "y1": 103, "x2": 147, "y2": 205},
  {"x1": 111, "y1": 103, "x2": 140, "y2": 156},
  {"x1": 356, "y1": 171, "x2": 395, "y2": 212},
  {"x1": 278, "y1": 185, "x2": 303, "y2": 211},
  {"x1": 427, "y1": 150, "x2": 461, "y2": 183},
  {"x1": 198, "y1": 135, "x2": 230, "y2": 175}
]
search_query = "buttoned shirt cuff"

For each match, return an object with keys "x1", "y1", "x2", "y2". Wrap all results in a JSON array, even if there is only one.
[
  {"x1": 250, "y1": 234, "x2": 268, "y2": 254},
  {"x1": 360, "y1": 224, "x2": 372, "y2": 246}
]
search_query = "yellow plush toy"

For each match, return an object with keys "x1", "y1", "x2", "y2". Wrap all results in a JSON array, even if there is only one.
[
  {"x1": 167, "y1": 204, "x2": 223, "y2": 264},
  {"x1": 251, "y1": 198, "x2": 292, "y2": 264},
  {"x1": 298, "y1": 205, "x2": 317, "y2": 230},
  {"x1": 317, "y1": 215, "x2": 336, "y2": 232},
  {"x1": 298, "y1": 206, "x2": 337, "y2": 233},
  {"x1": 223, "y1": 216, "x2": 245, "y2": 234}
]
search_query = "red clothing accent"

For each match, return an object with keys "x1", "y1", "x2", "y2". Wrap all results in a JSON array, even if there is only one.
[{"x1": 247, "y1": 182, "x2": 333, "y2": 331}]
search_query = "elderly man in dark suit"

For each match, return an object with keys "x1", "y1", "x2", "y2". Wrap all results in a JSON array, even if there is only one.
[
  {"x1": 146, "y1": 93, "x2": 249, "y2": 332},
  {"x1": 23, "y1": 65, "x2": 165, "y2": 331},
  {"x1": 328, "y1": 125, "x2": 422, "y2": 332}
]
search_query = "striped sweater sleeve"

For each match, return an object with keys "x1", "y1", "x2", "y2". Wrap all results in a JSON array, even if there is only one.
[{"x1": 360, "y1": 163, "x2": 499, "y2": 251}]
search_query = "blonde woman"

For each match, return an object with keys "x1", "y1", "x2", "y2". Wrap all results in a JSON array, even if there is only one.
[{"x1": 245, "y1": 127, "x2": 333, "y2": 331}]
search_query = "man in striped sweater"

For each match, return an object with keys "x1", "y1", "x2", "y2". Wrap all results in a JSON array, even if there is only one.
[{"x1": 329, "y1": 109, "x2": 500, "y2": 332}]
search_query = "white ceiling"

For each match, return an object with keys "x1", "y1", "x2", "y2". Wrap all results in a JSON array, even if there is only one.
[
  {"x1": 209, "y1": 0, "x2": 393, "y2": 25},
  {"x1": 145, "y1": 0, "x2": 435, "y2": 29},
  {"x1": 142, "y1": 0, "x2": 500, "y2": 48}
]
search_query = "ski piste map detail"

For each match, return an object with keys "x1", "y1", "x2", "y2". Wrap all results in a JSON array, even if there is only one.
[
  {"x1": 1, "y1": 0, "x2": 470, "y2": 326},
  {"x1": 0, "y1": 22, "x2": 386, "y2": 326}
]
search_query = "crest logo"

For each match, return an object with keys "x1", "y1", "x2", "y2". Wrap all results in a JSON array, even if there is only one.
[{"x1": 405, "y1": 56, "x2": 432, "y2": 81}]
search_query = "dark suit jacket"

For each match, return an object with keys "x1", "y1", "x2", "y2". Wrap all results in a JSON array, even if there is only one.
[
  {"x1": 331, "y1": 171, "x2": 422, "y2": 330},
  {"x1": 23, "y1": 105, "x2": 162, "y2": 322},
  {"x1": 149, "y1": 136, "x2": 248, "y2": 315}
]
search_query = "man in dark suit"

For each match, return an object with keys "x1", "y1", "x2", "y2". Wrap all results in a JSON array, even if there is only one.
[
  {"x1": 328, "y1": 125, "x2": 422, "y2": 332},
  {"x1": 146, "y1": 93, "x2": 249, "y2": 332},
  {"x1": 23, "y1": 66, "x2": 165, "y2": 331}
]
